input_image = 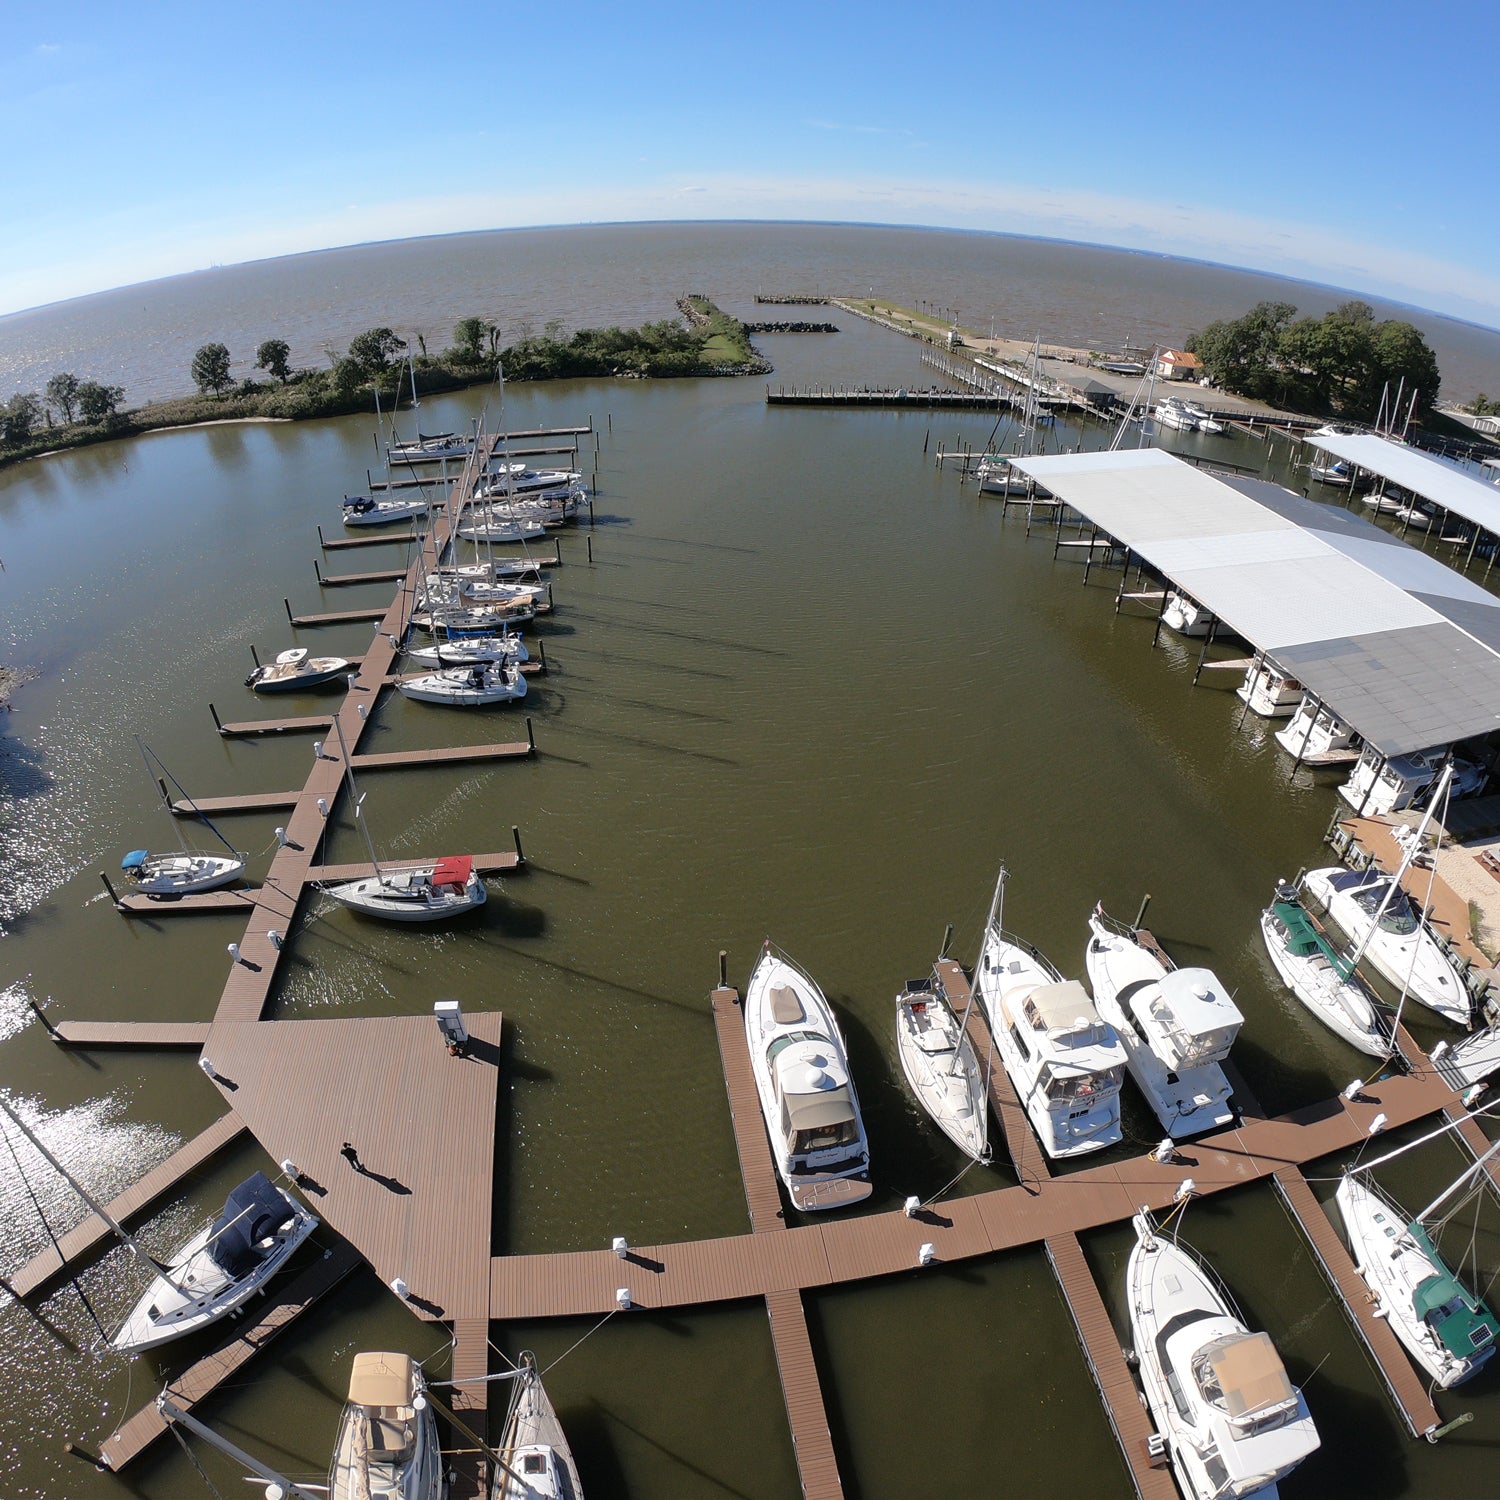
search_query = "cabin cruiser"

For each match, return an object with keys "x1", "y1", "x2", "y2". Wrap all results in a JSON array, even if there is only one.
[
  {"x1": 1085, "y1": 907, "x2": 1240, "y2": 1138},
  {"x1": 974, "y1": 870, "x2": 1127, "y2": 1158},
  {"x1": 1309, "y1": 459, "x2": 1354, "y2": 487},
  {"x1": 1154, "y1": 398, "x2": 1199, "y2": 432},
  {"x1": 1128, "y1": 1211, "x2": 1319, "y2": 1500},
  {"x1": 1260, "y1": 883, "x2": 1388, "y2": 1055},
  {"x1": 328, "y1": 1352, "x2": 442, "y2": 1500},
  {"x1": 1337, "y1": 744, "x2": 1484, "y2": 815},
  {"x1": 321, "y1": 855, "x2": 488, "y2": 923},
  {"x1": 745, "y1": 944, "x2": 872, "y2": 1211},
  {"x1": 120, "y1": 848, "x2": 245, "y2": 896},
  {"x1": 476, "y1": 463, "x2": 582, "y2": 498},
  {"x1": 1162, "y1": 591, "x2": 1213, "y2": 638},
  {"x1": 893, "y1": 973, "x2": 991, "y2": 1163},
  {"x1": 1301, "y1": 867, "x2": 1471, "y2": 1025},
  {"x1": 1181, "y1": 401, "x2": 1223, "y2": 434},
  {"x1": 1236, "y1": 660, "x2": 1301, "y2": 719},
  {"x1": 1275, "y1": 696, "x2": 1356, "y2": 763},
  {"x1": 246, "y1": 647, "x2": 353, "y2": 694},
  {"x1": 114, "y1": 1172, "x2": 317, "y2": 1351},
  {"x1": 976, "y1": 454, "x2": 1028, "y2": 496}
]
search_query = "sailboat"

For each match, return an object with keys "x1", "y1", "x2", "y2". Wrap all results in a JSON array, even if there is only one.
[
  {"x1": 121, "y1": 741, "x2": 246, "y2": 895},
  {"x1": 745, "y1": 942, "x2": 873, "y2": 1212},
  {"x1": 1128, "y1": 1210, "x2": 1320, "y2": 1500},
  {"x1": 397, "y1": 659, "x2": 528, "y2": 706},
  {"x1": 893, "y1": 969, "x2": 991, "y2": 1164},
  {"x1": 329, "y1": 1351, "x2": 443, "y2": 1500},
  {"x1": 974, "y1": 866, "x2": 1127, "y2": 1158},
  {"x1": 403, "y1": 633, "x2": 529, "y2": 668},
  {"x1": 1084, "y1": 904, "x2": 1241, "y2": 1139},
  {"x1": 388, "y1": 352, "x2": 476, "y2": 461},
  {"x1": 115, "y1": 1170, "x2": 317, "y2": 1351},
  {"x1": 1335, "y1": 1119, "x2": 1500, "y2": 1389},
  {"x1": 318, "y1": 715, "x2": 488, "y2": 922},
  {"x1": 343, "y1": 492, "x2": 432, "y2": 527},
  {"x1": 977, "y1": 335, "x2": 1044, "y2": 495},
  {"x1": 493, "y1": 1352, "x2": 585, "y2": 1500},
  {"x1": 1259, "y1": 882, "x2": 1388, "y2": 1055}
]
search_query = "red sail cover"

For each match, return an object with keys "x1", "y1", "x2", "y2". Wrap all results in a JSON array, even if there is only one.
[{"x1": 431, "y1": 855, "x2": 473, "y2": 889}]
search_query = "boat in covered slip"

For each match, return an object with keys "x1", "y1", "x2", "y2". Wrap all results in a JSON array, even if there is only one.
[
  {"x1": 1274, "y1": 695, "x2": 1356, "y2": 763},
  {"x1": 1309, "y1": 459, "x2": 1355, "y2": 487},
  {"x1": 494, "y1": 1352, "x2": 585, "y2": 1500},
  {"x1": 893, "y1": 971, "x2": 991, "y2": 1164},
  {"x1": 246, "y1": 646, "x2": 353, "y2": 693},
  {"x1": 1162, "y1": 590, "x2": 1214, "y2": 637},
  {"x1": 397, "y1": 660, "x2": 528, "y2": 706},
  {"x1": 745, "y1": 942, "x2": 872, "y2": 1212},
  {"x1": 343, "y1": 493, "x2": 432, "y2": 527},
  {"x1": 1236, "y1": 659, "x2": 1302, "y2": 719},
  {"x1": 113, "y1": 1171, "x2": 317, "y2": 1352},
  {"x1": 1334, "y1": 1120, "x2": 1500, "y2": 1390},
  {"x1": 974, "y1": 868, "x2": 1127, "y2": 1159},
  {"x1": 1128, "y1": 1210, "x2": 1319, "y2": 1500},
  {"x1": 328, "y1": 1351, "x2": 442, "y2": 1500},
  {"x1": 1337, "y1": 744, "x2": 1485, "y2": 815},
  {"x1": 1085, "y1": 906, "x2": 1241, "y2": 1139},
  {"x1": 324, "y1": 855, "x2": 487, "y2": 923},
  {"x1": 1259, "y1": 883, "x2": 1388, "y2": 1056},
  {"x1": 403, "y1": 633, "x2": 529, "y2": 667}
]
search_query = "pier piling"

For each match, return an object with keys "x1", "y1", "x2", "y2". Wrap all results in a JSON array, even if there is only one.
[
  {"x1": 511, "y1": 825, "x2": 525, "y2": 865},
  {"x1": 526, "y1": 716, "x2": 535, "y2": 753}
]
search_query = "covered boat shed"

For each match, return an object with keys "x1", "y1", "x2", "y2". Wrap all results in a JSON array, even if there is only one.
[{"x1": 1009, "y1": 449, "x2": 1500, "y2": 780}]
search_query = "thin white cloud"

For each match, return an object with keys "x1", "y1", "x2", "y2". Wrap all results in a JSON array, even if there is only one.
[
  {"x1": 804, "y1": 118, "x2": 912, "y2": 137},
  {"x1": 33, "y1": 42, "x2": 61, "y2": 56}
]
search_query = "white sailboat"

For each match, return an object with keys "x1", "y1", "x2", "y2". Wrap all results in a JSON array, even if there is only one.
[
  {"x1": 493, "y1": 1352, "x2": 585, "y2": 1500},
  {"x1": 744, "y1": 942, "x2": 873, "y2": 1212},
  {"x1": 397, "y1": 660, "x2": 528, "y2": 706},
  {"x1": 246, "y1": 646, "x2": 353, "y2": 693},
  {"x1": 974, "y1": 867, "x2": 1127, "y2": 1158},
  {"x1": 343, "y1": 493, "x2": 431, "y2": 527},
  {"x1": 115, "y1": 1170, "x2": 317, "y2": 1351},
  {"x1": 893, "y1": 971, "x2": 991, "y2": 1164},
  {"x1": 1085, "y1": 906, "x2": 1241, "y2": 1139},
  {"x1": 404, "y1": 633, "x2": 529, "y2": 668},
  {"x1": 121, "y1": 741, "x2": 246, "y2": 895},
  {"x1": 1128, "y1": 1211, "x2": 1319, "y2": 1500},
  {"x1": 328, "y1": 1351, "x2": 443, "y2": 1500},
  {"x1": 1335, "y1": 1118, "x2": 1500, "y2": 1389},
  {"x1": 1259, "y1": 883, "x2": 1388, "y2": 1056}
]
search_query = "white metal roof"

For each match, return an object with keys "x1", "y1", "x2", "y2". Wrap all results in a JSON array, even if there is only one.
[
  {"x1": 1307, "y1": 433, "x2": 1500, "y2": 533},
  {"x1": 1011, "y1": 448, "x2": 1500, "y2": 756}
]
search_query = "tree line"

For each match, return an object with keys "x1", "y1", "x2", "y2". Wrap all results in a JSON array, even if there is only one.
[
  {"x1": 1186, "y1": 300, "x2": 1441, "y2": 417},
  {"x1": 1, "y1": 373, "x2": 125, "y2": 447}
]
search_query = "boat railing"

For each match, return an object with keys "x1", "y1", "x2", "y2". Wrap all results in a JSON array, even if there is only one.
[
  {"x1": 985, "y1": 927, "x2": 1064, "y2": 980},
  {"x1": 1091, "y1": 906, "x2": 1140, "y2": 943}
]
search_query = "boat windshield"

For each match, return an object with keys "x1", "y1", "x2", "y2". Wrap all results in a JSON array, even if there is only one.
[
  {"x1": 767, "y1": 1030, "x2": 830, "y2": 1063},
  {"x1": 1191, "y1": 1333, "x2": 1297, "y2": 1433},
  {"x1": 1350, "y1": 883, "x2": 1418, "y2": 935},
  {"x1": 1041, "y1": 1065, "x2": 1122, "y2": 1104}
]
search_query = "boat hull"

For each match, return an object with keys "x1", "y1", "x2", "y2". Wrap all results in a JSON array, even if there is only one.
[
  {"x1": 322, "y1": 871, "x2": 488, "y2": 923},
  {"x1": 1259, "y1": 907, "x2": 1387, "y2": 1056},
  {"x1": 894, "y1": 985, "x2": 991, "y2": 1163},
  {"x1": 129, "y1": 854, "x2": 246, "y2": 895}
]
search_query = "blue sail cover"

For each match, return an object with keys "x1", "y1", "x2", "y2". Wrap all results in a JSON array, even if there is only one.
[
  {"x1": 208, "y1": 1172, "x2": 292, "y2": 1277},
  {"x1": 121, "y1": 850, "x2": 149, "y2": 870}
]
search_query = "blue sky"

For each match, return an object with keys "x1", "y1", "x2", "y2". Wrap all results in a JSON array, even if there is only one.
[{"x1": 3, "y1": 1, "x2": 1497, "y2": 324}]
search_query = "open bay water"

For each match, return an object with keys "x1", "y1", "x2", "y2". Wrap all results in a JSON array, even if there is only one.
[{"x1": 0, "y1": 228, "x2": 1498, "y2": 1497}]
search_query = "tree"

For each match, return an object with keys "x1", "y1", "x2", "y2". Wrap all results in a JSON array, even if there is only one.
[
  {"x1": 1, "y1": 392, "x2": 43, "y2": 446},
  {"x1": 191, "y1": 342, "x2": 233, "y2": 396},
  {"x1": 331, "y1": 357, "x2": 366, "y2": 395},
  {"x1": 452, "y1": 317, "x2": 487, "y2": 362},
  {"x1": 347, "y1": 327, "x2": 406, "y2": 375},
  {"x1": 255, "y1": 339, "x2": 291, "y2": 383},
  {"x1": 45, "y1": 372, "x2": 80, "y2": 424},
  {"x1": 1186, "y1": 301, "x2": 1297, "y2": 403},
  {"x1": 76, "y1": 380, "x2": 124, "y2": 425},
  {"x1": 1371, "y1": 319, "x2": 1440, "y2": 413}
]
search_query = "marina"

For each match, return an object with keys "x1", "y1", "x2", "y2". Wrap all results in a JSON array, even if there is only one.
[{"x1": 4, "y1": 245, "x2": 1500, "y2": 1500}]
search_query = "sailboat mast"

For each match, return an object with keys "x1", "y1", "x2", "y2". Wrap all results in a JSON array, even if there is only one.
[
  {"x1": 1355, "y1": 1101, "x2": 1500, "y2": 1177},
  {"x1": 329, "y1": 713, "x2": 383, "y2": 884},
  {"x1": 1409, "y1": 1133, "x2": 1500, "y2": 1228},
  {"x1": 137, "y1": 737, "x2": 188, "y2": 858},
  {"x1": 157, "y1": 1396, "x2": 325, "y2": 1500}
]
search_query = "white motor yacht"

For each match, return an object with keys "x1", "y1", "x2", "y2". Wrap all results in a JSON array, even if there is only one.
[
  {"x1": 397, "y1": 661, "x2": 528, "y2": 706},
  {"x1": 1259, "y1": 884, "x2": 1388, "y2": 1056},
  {"x1": 322, "y1": 856, "x2": 488, "y2": 923},
  {"x1": 1236, "y1": 660, "x2": 1302, "y2": 719},
  {"x1": 1162, "y1": 591, "x2": 1213, "y2": 637},
  {"x1": 1128, "y1": 1211, "x2": 1319, "y2": 1500},
  {"x1": 120, "y1": 848, "x2": 245, "y2": 895},
  {"x1": 744, "y1": 944, "x2": 872, "y2": 1212},
  {"x1": 1301, "y1": 867, "x2": 1471, "y2": 1025},
  {"x1": 246, "y1": 647, "x2": 353, "y2": 694},
  {"x1": 893, "y1": 973, "x2": 991, "y2": 1164},
  {"x1": 1182, "y1": 401, "x2": 1224, "y2": 434},
  {"x1": 114, "y1": 1172, "x2": 317, "y2": 1351},
  {"x1": 493, "y1": 1353, "x2": 585, "y2": 1500},
  {"x1": 1338, "y1": 744, "x2": 1482, "y2": 814},
  {"x1": 1154, "y1": 397, "x2": 1198, "y2": 432},
  {"x1": 1275, "y1": 696, "x2": 1356, "y2": 763},
  {"x1": 1084, "y1": 907, "x2": 1241, "y2": 1139},
  {"x1": 974, "y1": 869, "x2": 1127, "y2": 1158},
  {"x1": 328, "y1": 1352, "x2": 442, "y2": 1500},
  {"x1": 477, "y1": 463, "x2": 582, "y2": 497},
  {"x1": 1309, "y1": 460, "x2": 1354, "y2": 487}
]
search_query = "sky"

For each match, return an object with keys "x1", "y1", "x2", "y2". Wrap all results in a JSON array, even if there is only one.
[{"x1": 2, "y1": 1, "x2": 1498, "y2": 326}]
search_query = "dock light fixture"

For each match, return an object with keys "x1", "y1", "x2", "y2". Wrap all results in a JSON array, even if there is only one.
[
  {"x1": 612, "y1": 1237, "x2": 629, "y2": 1259},
  {"x1": 357, "y1": 703, "x2": 367, "y2": 720},
  {"x1": 615, "y1": 1288, "x2": 632, "y2": 1309},
  {"x1": 1152, "y1": 1139, "x2": 1176, "y2": 1164},
  {"x1": 313, "y1": 741, "x2": 324, "y2": 760},
  {"x1": 1174, "y1": 1178, "x2": 1196, "y2": 1203},
  {"x1": 1368, "y1": 1112, "x2": 1389, "y2": 1136},
  {"x1": 274, "y1": 826, "x2": 288, "y2": 847},
  {"x1": 280, "y1": 1159, "x2": 298, "y2": 1180},
  {"x1": 198, "y1": 1057, "x2": 218, "y2": 1080},
  {"x1": 317, "y1": 798, "x2": 329, "y2": 818},
  {"x1": 390, "y1": 1277, "x2": 409, "y2": 1300},
  {"x1": 268, "y1": 930, "x2": 283, "y2": 950},
  {"x1": 903, "y1": 1196, "x2": 921, "y2": 1218},
  {"x1": 918, "y1": 1242, "x2": 937, "y2": 1266},
  {"x1": 1343, "y1": 1079, "x2": 1365, "y2": 1101},
  {"x1": 227, "y1": 943, "x2": 243, "y2": 965}
]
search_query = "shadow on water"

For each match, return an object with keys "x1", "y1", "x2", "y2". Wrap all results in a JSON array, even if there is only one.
[
  {"x1": 558, "y1": 647, "x2": 737, "y2": 682},
  {"x1": 562, "y1": 610, "x2": 788, "y2": 657},
  {"x1": 482, "y1": 942, "x2": 713, "y2": 1020},
  {"x1": 542, "y1": 715, "x2": 739, "y2": 768},
  {"x1": 1229, "y1": 1031, "x2": 1346, "y2": 1121},
  {"x1": 578, "y1": 1398, "x2": 759, "y2": 1500}
]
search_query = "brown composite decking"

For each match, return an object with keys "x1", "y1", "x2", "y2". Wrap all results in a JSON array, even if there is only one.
[
  {"x1": 765, "y1": 1290, "x2": 845, "y2": 1500},
  {"x1": 171, "y1": 790, "x2": 300, "y2": 815},
  {"x1": 317, "y1": 564, "x2": 409, "y2": 586},
  {"x1": 115, "y1": 888, "x2": 260, "y2": 916},
  {"x1": 1272, "y1": 1169, "x2": 1441, "y2": 1436},
  {"x1": 349, "y1": 739, "x2": 533, "y2": 770},
  {"x1": 215, "y1": 713, "x2": 335, "y2": 737},
  {"x1": 7, "y1": 1113, "x2": 247, "y2": 1297},
  {"x1": 320, "y1": 529, "x2": 422, "y2": 550},
  {"x1": 710, "y1": 985, "x2": 786, "y2": 1232},
  {"x1": 288, "y1": 604, "x2": 391, "y2": 626},
  {"x1": 101, "y1": 1239, "x2": 363, "y2": 1470},
  {"x1": 448, "y1": 1317, "x2": 491, "y2": 1500},
  {"x1": 51, "y1": 1021, "x2": 211, "y2": 1048},
  {"x1": 201, "y1": 1012, "x2": 501, "y2": 1322}
]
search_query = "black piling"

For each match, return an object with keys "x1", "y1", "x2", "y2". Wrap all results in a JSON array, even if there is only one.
[
  {"x1": 314, "y1": 558, "x2": 324, "y2": 584},
  {"x1": 587, "y1": 534, "x2": 593, "y2": 564},
  {"x1": 64, "y1": 1441, "x2": 107, "y2": 1471},
  {"x1": 923, "y1": 429, "x2": 930, "y2": 455},
  {"x1": 939, "y1": 922, "x2": 954, "y2": 959},
  {"x1": 210, "y1": 702, "x2": 223, "y2": 733},
  {"x1": 719, "y1": 949, "x2": 729, "y2": 989},
  {"x1": 27, "y1": 995, "x2": 60, "y2": 1040},
  {"x1": 318, "y1": 524, "x2": 327, "y2": 548},
  {"x1": 512, "y1": 825, "x2": 526, "y2": 865},
  {"x1": 525, "y1": 716, "x2": 535, "y2": 753},
  {"x1": 156, "y1": 777, "x2": 171, "y2": 810},
  {"x1": 537, "y1": 639, "x2": 547, "y2": 673},
  {"x1": 284, "y1": 597, "x2": 294, "y2": 624},
  {"x1": 250, "y1": 643, "x2": 261, "y2": 668},
  {"x1": 1133, "y1": 893, "x2": 1152, "y2": 931},
  {"x1": 99, "y1": 872, "x2": 121, "y2": 908},
  {"x1": 607, "y1": 412, "x2": 612, "y2": 435}
]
